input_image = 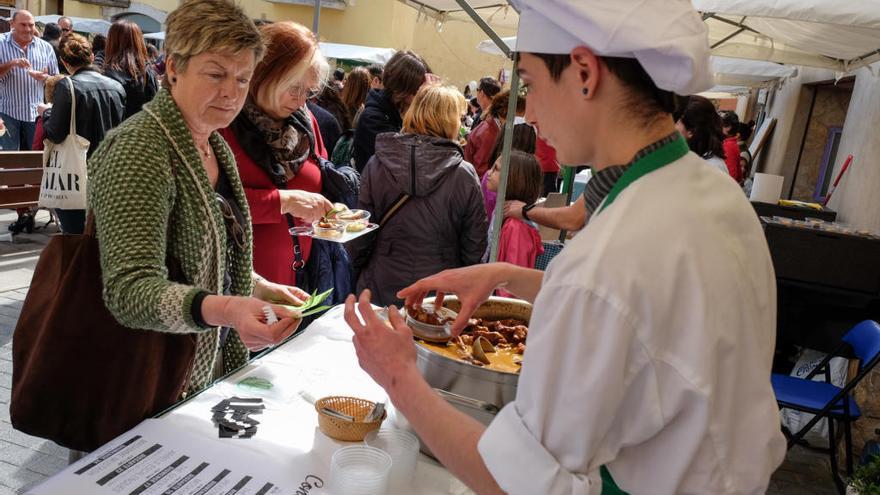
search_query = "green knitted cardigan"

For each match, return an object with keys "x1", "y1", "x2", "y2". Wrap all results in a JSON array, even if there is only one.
[{"x1": 88, "y1": 89, "x2": 252, "y2": 393}]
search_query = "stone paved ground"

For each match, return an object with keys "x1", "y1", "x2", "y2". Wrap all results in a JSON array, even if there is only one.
[{"x1": 0, "y1": 210, "x2": 843, "y2": 493}]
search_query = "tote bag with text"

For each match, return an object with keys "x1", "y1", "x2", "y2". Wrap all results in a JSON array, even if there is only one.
[{"x1": 38, "y1": 77, "x2": 90, "y2": 209}]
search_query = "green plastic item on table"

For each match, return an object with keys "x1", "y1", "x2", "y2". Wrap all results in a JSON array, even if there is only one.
[{"x1": 237, "y1": 376, "x2": 273, "y2": 391}]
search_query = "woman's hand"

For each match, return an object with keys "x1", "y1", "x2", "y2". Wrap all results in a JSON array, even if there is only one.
[
  {"x1": 503, "y1": 200, "x2": 526, "y2": 220},
  {"x1": 252, "y1": 278, "x2": 309, "y2": 306},
  {"x1": 397, "y1": 265, "x2": 510, "y2": 336},
  {"x1": 344, "y1": 290, "x2": 418, "y2": 391},
  {"x1": 202, "y1": 295, "x2": 302, "y2": 350},
  {"x1": 279, "y1": 190, "x2": 333, "y2": 223}
]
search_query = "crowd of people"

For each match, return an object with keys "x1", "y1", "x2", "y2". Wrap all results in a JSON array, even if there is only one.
[{"x1": 3, "y1": 0, "x2": 787, "y2": 491}]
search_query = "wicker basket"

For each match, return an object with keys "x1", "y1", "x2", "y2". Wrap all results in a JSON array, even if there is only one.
[{"x1": 315, "y1": 396, "x2": 386, "y2": 442}]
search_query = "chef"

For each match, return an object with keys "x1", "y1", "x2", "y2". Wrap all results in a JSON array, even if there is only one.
[{"x1": 343, "y1": 0, "x2": 787, "y2": 493}]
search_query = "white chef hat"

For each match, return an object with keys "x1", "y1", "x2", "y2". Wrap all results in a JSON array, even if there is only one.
[{"x1": 510, "y1": 0, "x2": 713, "y2": 95}]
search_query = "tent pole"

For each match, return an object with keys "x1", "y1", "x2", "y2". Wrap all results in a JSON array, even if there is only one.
[
  {"x1": 312, "y1": 0, "x2": 322, "y2": 36},
  {"x1": 489, "y1": 55, "x2": 520, "y2": 263}
]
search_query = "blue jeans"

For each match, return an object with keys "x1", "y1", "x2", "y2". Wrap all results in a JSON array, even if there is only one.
[{"x1": 0, "y1": 112, "x2": 37, "y2": 151}]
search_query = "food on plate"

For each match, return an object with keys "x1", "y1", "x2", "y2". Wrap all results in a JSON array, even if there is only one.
[
  {"x1": 417, "y1": 317, "x2": 529, "y2": 374},
  {"x1": 323, "y1": 205, "x2": 371, "y2": 233},
  {"x1": 312, "y1": 219, "x2": 345, "y2": 239}
]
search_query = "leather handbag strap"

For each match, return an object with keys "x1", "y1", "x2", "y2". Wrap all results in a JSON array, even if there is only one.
[{"x1": 380, "y1": 194, "x2": 410, "y2": 226}]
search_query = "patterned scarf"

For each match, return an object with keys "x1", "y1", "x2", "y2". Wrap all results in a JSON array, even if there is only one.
[{"x1": 239, "y1": 98, "x2": 313, "y2": 187}]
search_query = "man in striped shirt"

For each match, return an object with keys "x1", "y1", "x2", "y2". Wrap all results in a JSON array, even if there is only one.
[{"x1": 0, "y1": 10, "x2": 59, "y2": 151}]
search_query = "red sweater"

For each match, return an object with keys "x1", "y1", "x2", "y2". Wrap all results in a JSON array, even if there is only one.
[
  {"x1": 535, "y1": 137, "x2": 559, "y2": 174},
  {"x1": 219, "y1": 113, "x2": 327, "y2": 287},
  {"x1": 464, "y1": 118, "x2": 500, "y2": 177},
  {"x1": 723, "y1": 136, "x2": 742, "y2": 183}
]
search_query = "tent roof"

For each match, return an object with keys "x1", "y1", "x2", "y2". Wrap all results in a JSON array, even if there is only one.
[
  {"x1": 694, "y1": 0, "x2": 880, "y2": 72},
  {"x1": 318, "y1": 42, "x2": 396, "y2": 64},
  {"x1": 34, "y1": 15, "x2": 112, "y2": 36},
  {"x1": 434, "y1": 1, "x2": 880, "y2": 73}
]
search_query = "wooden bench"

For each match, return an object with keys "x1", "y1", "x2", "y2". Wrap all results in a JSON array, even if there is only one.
[{"x1": 0, "y1": 151, "x2": 43, "y2": 210}]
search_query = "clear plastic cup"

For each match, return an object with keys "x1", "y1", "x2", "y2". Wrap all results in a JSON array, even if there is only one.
[
  {"x1": 364, "y1": 428, "x2": 420, "y2": 490},
  {"x1": 329, "y1": 445, "x2": 392, "y2": 495}
]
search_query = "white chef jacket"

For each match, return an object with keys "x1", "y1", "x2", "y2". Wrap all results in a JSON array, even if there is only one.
[{"x1": 478, "y1": 151, "x2": 787, "y2": 494}]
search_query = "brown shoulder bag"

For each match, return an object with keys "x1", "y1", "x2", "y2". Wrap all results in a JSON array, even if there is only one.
[{"x1": 10, "y1": 214, "x2": 196, "y2": 452}]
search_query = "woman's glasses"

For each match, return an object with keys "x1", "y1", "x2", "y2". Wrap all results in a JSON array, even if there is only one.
[
  {"x1": 215, "y1": 195, "x2": 246, "y2": 251},
  {"x1": 287, "y1": 84, "x2": 321, "y2": 100}
]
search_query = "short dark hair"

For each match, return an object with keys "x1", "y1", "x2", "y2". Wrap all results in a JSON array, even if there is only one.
[
  {"x1": 532, "y1": 53, "x2": 678, "y2": 123},
  {"x1": 42, "y1": 23, "x2": 62, "y2": 42},
  {"x1": 366, "y1": 63, "x2": 383, "y2": 81},
  {"x1": 678, "y1": 95, "x2": 726, "y2": 160},
  {"x1": 383, "y1": 50, "x2": 431, "y2": 112},
  {"x1": 478, "y1": 77, "x2": 501, "y2": 98},
  {"x1": 719, "y1": 110, "x2": 740, "y2": 137},
  {"x1": 503, "y1": 150, "x2": 543, "y2": 205},
  {"x1": 333, "y1": 67, "x2": 345, "y2": 82},
  {"x1": 91, "y1": 34, "x2": 106, "y2": 52}
]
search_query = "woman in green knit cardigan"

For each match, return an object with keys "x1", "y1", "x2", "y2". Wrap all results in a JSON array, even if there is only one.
[{"x1": 88, "y1": 0, "x2": 305, "y2": 394}]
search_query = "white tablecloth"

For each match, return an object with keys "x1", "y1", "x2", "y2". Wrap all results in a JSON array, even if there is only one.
[{"x1": 32, "y1": 305, "x2": 471, "y2": 495}]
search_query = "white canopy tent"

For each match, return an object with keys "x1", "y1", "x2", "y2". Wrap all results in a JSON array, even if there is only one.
[
  {"x1": 694, "y1": 0, "x2": 880, "y2": 72},
  {"x1": 446, "y1": 0, "x2": 880, "y2": 73},
  {"x1": 34, "y1": 15, "x2": 112, "y2": 36},
  {"x1": 317, "y1": 42, "x2": 396, "y2": 64},
  {"x1": 143, "y1": 31, "x2": 165, "y2": 41}
]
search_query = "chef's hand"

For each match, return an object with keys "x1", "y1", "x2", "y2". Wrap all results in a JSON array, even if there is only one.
[
  {"x1": 252, "y1": 278, "x2": 309, "y2": 307},
  {"x1": 344, "y1": 290, "x2": 417, "y2": 391},
  {"x1": 202, "y1": 295, "x2": 301, "y2": 351},
  {"x1": 279, "y1": 189, "x2": 333, "y2": 223},
  {"x1": 397, "y1": 265, "x2": 506, "y2": 336},
  {"x1": 503, "y1": 200, "x2": 526, "y2": 220}
]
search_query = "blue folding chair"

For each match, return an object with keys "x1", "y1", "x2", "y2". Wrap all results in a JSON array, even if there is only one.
[{"x1": 771, "y1": 320, "x2": 880, "y2": 494}]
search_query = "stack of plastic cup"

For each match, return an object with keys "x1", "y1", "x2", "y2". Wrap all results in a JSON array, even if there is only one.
[
  {"x1": 329, "y1": 445, "x2": 392, "y2": 495},
  {"x1": 364, "y1": 429, "x2": 420, "y2": 491}
]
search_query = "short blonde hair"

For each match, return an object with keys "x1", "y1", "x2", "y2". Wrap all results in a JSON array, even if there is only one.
[
  {"x1": 403, "y1": 85, "x2": 466, "y2": 140},
  {"x1": 163, "y1": 0, "x2": 265, "y2": 89},
  {"x1": 251, "y1": 21, "x2": 329, "y2": 113}
]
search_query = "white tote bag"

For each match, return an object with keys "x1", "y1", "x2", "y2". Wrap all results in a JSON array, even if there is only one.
[{"x1": 38, "y1": 78, "x2": 90, "y2": 209}]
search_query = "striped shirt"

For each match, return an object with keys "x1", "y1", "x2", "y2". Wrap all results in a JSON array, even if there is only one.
[
  {"x1": 583, "y1": 131, "x2": 680, "y2": 214},
  {"x1": 0, "y1": 33, "x2": 59, "y2": 122}
]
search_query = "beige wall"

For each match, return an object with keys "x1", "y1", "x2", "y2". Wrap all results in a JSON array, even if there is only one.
[
  {"x1": 55, "y1": 0, "x2": 513, "y2": 91},
  {"x1": 827, "y1": 62, "x2": 880, "y2": 233}
]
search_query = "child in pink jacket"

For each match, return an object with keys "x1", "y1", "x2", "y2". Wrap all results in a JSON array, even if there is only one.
[{"x1": 486, "y1": 150, "x2": 544, "y2": 297}]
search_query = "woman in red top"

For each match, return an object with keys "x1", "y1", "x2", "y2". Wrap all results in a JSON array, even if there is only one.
[
  {"x1": 219, "y1": 21, "x2": 333, "y2": 288},
  {"x1": 464, "y1": 89, "x2": 525, "y2": 178},
  {"x1": 719, "y1": 110, "x2": 743, "y2": 184}
]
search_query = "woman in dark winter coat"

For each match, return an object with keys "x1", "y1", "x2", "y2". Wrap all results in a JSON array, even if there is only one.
[
  {"x1": 352, "y1": 85, "x2": 488, "y2": 306},
  {"x1": 351, "y1": 50, "x2": 431, "y2": 172}
]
